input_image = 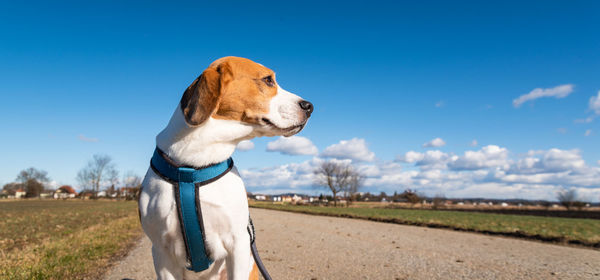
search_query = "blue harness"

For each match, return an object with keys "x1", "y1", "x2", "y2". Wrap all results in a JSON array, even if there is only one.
[{"x1": 150, "y1": 148, "x2": 234, "y2": 272}]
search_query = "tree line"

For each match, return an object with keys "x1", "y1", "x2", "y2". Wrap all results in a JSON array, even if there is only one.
[{"x1": 1, "y1": 154, "x2": 142, "y2": 199}]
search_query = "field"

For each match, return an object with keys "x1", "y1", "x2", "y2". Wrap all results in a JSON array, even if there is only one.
[
  {"x1": 0, "y1": 200, "x2": 142, "y2": 279},
  {"x1": 250, "y1": 201, "x2": 600, "y2": 247}
]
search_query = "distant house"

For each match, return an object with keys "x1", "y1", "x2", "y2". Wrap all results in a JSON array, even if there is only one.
[
  {"x1": 15, "y1": 189, "x2": 26, "y2": 199},
  {"x1": 78, "y1": 190, "x2": 94, "y2": 199},
  {"x1": 40, "y1": 191, "x2": 53, "y2": 199},
  {"x1": 272, "y1": 196, "x2": 282, "y2": 202},
  {"x1": 54, "y1": 185, "x2": 77, "y2": 199},
  {"x1": 254, "y1": 195, "x2": 267, "y2": 201}
]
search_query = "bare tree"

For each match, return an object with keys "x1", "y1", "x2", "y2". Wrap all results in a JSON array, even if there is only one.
[
  {"x1": 346, "y1": 171, "x2": 364, "y2": 205},
  {"x1": 16, "y1": 167, "x2": 50, "y2": 184},
  {"x1": 76, "y1": 154, "x2": 118, "y2": 199},
  {"x1": 123, "y1": 171, "x2": 142, "y2": 188},
  {"x1": 557, "y1": 188, "x2": 578, "y2": 210},
  {"x1": 122, "y1": 171, "x2": 142, "y2": 200},
  {"x1": 314, "y1": 161, "x2": 362, "y2": 207},
  {"x1": 2, "y1": 182, "x2": 23, "y2": 194},
  {"x1": 16, "y1": 167, "x2": 50, "y2": 198},
  {"x1": 315, "y1": 161, "x2": 341, "y2": 206},
  {"x1": 106, "y1": 168, "x2": 119, "y2": 197}
]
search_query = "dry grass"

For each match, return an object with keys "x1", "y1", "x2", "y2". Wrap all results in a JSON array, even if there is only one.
[{"x1": 0, "y1": 200, "x2": 142, "y2": 279}]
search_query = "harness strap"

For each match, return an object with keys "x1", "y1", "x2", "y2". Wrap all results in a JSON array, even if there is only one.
[
  {"x1": 150, "y1": 148, "x2": 272, "y2": 278},
  {"x1": 150, "y1": 148, "x2": 233, "y2": 272}
]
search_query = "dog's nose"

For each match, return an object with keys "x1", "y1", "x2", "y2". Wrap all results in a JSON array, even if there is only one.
[{"x1": 299, "y1": 100, "x2": 313, "y2": 116}]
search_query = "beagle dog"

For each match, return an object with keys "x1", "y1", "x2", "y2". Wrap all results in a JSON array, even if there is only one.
[{"x1": 138, "y1": 56, "x2": 313, "y2": 280}]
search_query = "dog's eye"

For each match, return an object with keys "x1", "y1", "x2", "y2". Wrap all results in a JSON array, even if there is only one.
[{"x1": 262, "y1": 75, "x2": 275, "y2": 87}]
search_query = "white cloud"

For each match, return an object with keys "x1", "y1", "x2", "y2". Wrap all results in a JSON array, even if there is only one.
[
  {"x1": 556, "y1": 127, "x2": 567, "y2": 134},
  {"x1": 435, "y1": 100, "x2": 445, "y2": 108},
  {"x1": 512, "y1": 84, "x2": 574, "y2": 108},
  {"x1": 510, "y1": 149, "x2": 585, "y2": 174},
  {"x1": 449, "y1": 145, "x2": 509, "y2": 170},
  {"x1": 78, "y1": 134, "x2": 98, "y2": 142},
  {"x1": 236, "y1": 140, "x2": 255, "y2": 151},
  {"x1": 240, "y1": 157, "x2": 325, "y2": 189},
  {"x1": 266, "y1": 136, "x2": 317, "y2": 156},
  {"x1": 422, "y1": 137, "x2": 446, "y2": 148},
  {"x1": 321, "y1": 138, "x2": 375, "y2": 162},
  {"x1": 585, "y1": 129, "x2": 592, "y2": 137},
  {"x1": 470, "y1": 139, "x2": 478, "y2": 147},
  {"x1": 590, "y1": 91, "x2": 600, "y2": 115},
  {"x1": 397, "y1": 150, "x2": 451, "y2": 170},
  {"x1": 47, "y1": 180, "x2": 60, "y2": 189},
  {"x1": 396, "y1": 151, "x2": 424, "y2": 163},
  {"x1": 240, "y1": 142, "x2": 600, "y2": 202}
]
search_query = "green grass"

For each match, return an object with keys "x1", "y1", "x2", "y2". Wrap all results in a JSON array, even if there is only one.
[
  {"x1": 250, "y1": 202, "x2": 600, "y2": 247},
  {"x1": 0, "y1": 200, "x2": 142, "y2": 279}
]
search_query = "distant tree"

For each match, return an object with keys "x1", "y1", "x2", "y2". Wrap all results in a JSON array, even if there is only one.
[
  {"x1": 392, "y1": 191, "x2": 399, "y2": 202},
  {"x1": 346, "y1": 170, "x2": 364, "y2": 205},
  {"x1": 557, "y1": 189, "x2": 578, "y2": 210},
  {"x1": 432, "y1": 193, "x2": 446, "y2": 209},
  {"x1": 76, "y1": 154, "x2": 118, "y2": 199},
  {"x1": 2, "y1": 182, "x2": 23, "y2": 194},
  {"x1": 378, "y1": 191, "x2": 388, "y2": 201},
  {"x1": 314, "y1": 161, "x2": 344, "y2": 206},
  {"x1": 361, "y1": 192, "x2": 374, "y2": 202},
  {"x1": 24, "y1": 179, "x2": 44, "y2": 198},
  {"x1": 16, "y1": 167, "x2": 50, "y2": 185},
  {"x1": 15, "y1": 167, "x2": 50, "y2": 198},
  {"x1": 314, "y1": 161, "x2": 362, "y2": 207},
  {"x1": 122, "y1": 171, "x2": 142, "y2": 199},
  {"x1": 123, "y1": 171, "x2": 142, "y2": 188},
  {"x1": 539, "y1": 201, "x2": 552, "y2": 209},
  {"x1": 399, "y1": 189, "x2": 422, "y2": 206}
]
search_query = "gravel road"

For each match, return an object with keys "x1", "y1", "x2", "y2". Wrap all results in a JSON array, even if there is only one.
[{"x1": 104, "y1": 208, "x2": 600, "y2": 280}]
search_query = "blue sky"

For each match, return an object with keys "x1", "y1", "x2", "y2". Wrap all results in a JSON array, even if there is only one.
[{"x1": 1, "y1": 1, "x2": 599, "y2": 201}]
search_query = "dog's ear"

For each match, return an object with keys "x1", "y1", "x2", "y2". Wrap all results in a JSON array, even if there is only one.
[{"x1": 180, "y1": 66, "x2": 228, "y2": 126}]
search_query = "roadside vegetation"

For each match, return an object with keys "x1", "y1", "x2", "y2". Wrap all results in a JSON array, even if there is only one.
[
  {"x1": 250, "y1": 201, "x2": 600, "y2": 248},
  {"x1": 0, "y1": 200, "x2": 141, "y2": 279}
]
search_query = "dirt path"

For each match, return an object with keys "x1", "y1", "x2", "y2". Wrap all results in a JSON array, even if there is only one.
[{"x1": 104, "y1": 208, "x2": 600, "y2": 280}]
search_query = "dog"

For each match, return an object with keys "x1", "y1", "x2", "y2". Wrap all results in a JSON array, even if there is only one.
[{"x1": 138, "y1": 56, "x2": 313, "y2": 280}]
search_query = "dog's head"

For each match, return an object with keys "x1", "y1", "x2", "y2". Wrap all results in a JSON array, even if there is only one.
[{"x1": 180, "y1": 56, "x2": 313, "y2": 137}]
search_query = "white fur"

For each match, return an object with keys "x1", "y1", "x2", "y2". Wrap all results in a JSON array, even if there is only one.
[{"x1": 140, "y1": 85, "x2": 309, "y2": 280}]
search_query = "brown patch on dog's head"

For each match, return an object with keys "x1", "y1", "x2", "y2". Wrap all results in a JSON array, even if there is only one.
[{"x1": 179, "y1": 56, "x2": 278, "y2": 126}]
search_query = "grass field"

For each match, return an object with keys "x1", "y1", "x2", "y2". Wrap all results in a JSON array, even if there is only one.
[
  {"x1": 250, "y1": 201, "x2": 600, "y2": 248},
  {"x1": 0, "y1": 200, "x2": 142, "y2": 279}
]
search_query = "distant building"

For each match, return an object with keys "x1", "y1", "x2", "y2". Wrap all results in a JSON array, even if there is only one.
[
  {"x1": 54, "y1": 185, "x2": 77, "y2": 199},
  {"x1": 15, "y1": 189, "x2": 26, "y2": 199}
]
